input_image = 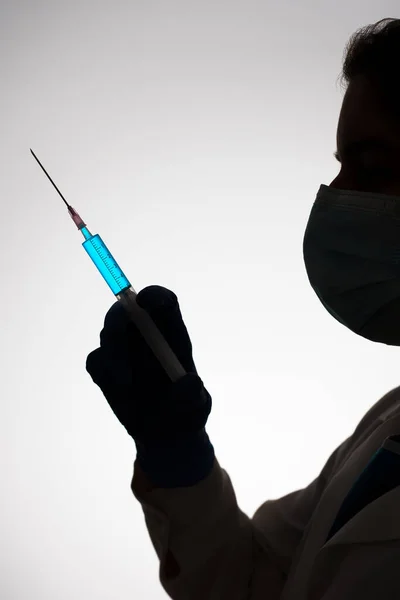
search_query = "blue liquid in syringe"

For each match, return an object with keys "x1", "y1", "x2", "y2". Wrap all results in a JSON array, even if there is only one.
[{"x1": 81, "y1": 227, "x2": 131, "y2": 295}]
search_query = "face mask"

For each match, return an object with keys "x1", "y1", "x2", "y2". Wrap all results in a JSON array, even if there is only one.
[{"x1": 303, "y1": 184, "x2": 400, "y2": 345}]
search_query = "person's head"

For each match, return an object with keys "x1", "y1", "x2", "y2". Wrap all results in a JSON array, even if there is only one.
[
  {"x1": 303, "y1": 18, "x2": 400, "y2": 346},
  {"x1": 330, "y1": 18, "x2": 400, "y2": 196}
]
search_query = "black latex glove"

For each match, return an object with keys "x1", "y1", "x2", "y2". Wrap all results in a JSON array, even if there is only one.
[{"x1": 86, "y1": 286, "x2": 215, "y2": 487}]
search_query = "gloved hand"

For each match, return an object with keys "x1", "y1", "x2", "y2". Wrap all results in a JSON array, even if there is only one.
[{"x1": 86, "y1": 285, "x2": 215, "y2": 488}]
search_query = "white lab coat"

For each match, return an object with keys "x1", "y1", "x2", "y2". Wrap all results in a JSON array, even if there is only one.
[{"x1": 131, "y1": 385, "x2": 400, "y2": 599}]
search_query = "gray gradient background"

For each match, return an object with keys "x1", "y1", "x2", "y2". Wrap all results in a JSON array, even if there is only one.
[{"x1": 2, "y1": 1, "x2": 400, "y2": 598}]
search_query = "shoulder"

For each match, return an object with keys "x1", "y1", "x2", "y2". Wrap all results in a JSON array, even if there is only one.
[{"x1": 354, "y1": 385, "x2": 400, "y2": 434}]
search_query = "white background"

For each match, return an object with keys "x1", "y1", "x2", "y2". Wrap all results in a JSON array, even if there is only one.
[{"x1": 2, "y1": 2, "x2": 400, "y2": 598}]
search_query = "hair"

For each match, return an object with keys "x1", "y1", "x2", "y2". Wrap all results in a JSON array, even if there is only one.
[{"x1": 338, "y1": 17, "x2": 400, "y2": 118}]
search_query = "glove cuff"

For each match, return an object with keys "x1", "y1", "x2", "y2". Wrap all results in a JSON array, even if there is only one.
[{"x1": 134, "y1": 428, "x2": 215, "y2": 488}]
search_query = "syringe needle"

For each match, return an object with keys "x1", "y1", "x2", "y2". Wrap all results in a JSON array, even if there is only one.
[
  {"x1": 30, "y1": 148, "x2": 87, "y2": 230},
  {"x1": 30, "y1": 148, "x2": 71, "y2": 209}
]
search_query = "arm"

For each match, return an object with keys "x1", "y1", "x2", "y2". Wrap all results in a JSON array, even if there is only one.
[
  {"x1": 131, "y1": 456, "x2": 288, "y2": 600},
  {"x1": 131, "y1": 427, "x2": 362, "y2": 600},
  {"x1": 130, "y1": 388, "x2": 400, "y2": 598}
]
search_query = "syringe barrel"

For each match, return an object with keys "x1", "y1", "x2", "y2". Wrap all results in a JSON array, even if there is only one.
[
  {"x1": 82, "y1": 231, "x2": 132, "y2": 295},
  {"x1": 117, "y1": 287, "x2": 187, "y2": 383}
]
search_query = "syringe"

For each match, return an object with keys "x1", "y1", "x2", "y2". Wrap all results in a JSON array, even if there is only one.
[{"x1": 30, "y1": 149, "x2": 186, "y2": 383}]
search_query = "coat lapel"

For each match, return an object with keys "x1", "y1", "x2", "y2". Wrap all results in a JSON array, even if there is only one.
[{"x1": 282, "y1": 413, "x2": 400, "y2": 599}]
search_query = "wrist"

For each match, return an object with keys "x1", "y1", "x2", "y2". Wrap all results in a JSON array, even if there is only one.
[{"x1": 134, "y1": 429, "x2": 215, "y2": 488}]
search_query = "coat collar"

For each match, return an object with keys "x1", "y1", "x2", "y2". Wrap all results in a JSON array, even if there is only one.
[
  {"x1": 322, "y1": 413, "x2": 400, "y2": 548},
  {"x1": 282, "y1": 411, "x2": 400, "y2": 599}
]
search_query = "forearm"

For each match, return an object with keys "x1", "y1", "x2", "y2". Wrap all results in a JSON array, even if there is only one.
[{"x1": 131, "y1": 456, "x2": 286, "y2": 600}]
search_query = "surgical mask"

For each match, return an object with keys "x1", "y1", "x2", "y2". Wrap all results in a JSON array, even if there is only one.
[{"x1": 303, "y1": 184, "x2": 400, "y2": 345}]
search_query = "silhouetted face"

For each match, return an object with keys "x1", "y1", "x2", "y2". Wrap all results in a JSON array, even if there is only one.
[
  {"x1": 327, "y1": 75, "x2": 400, "y2": 344},
  {"x1": 330, "y1": 74, "x2": 400, "y2": 196}
]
